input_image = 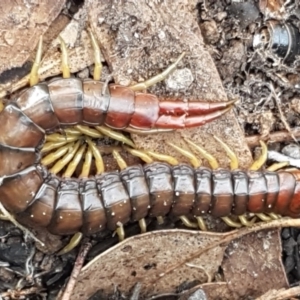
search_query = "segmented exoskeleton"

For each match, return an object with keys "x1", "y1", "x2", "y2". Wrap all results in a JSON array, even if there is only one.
[{"x1": 0, "y1": 32, "x2": 299, "y2": 240}]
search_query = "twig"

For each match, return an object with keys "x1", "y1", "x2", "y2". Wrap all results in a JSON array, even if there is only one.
[
  {"x1": 58, "y1": 241, "x2": 92, "y2": 300},
  {"x1": 255, "y1": 286, "x2": 300, "y2": 300},
  {"x1": 245, "y1": 129, "x2": 300, "y2": 148},
  {"x1": 269, "y1": 84, "x2": 297, "y2": 143}
]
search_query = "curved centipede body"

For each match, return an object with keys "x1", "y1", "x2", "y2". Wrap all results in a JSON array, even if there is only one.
[{"x1": 0, "y1": 35, "x2": 299, "y2": 239}]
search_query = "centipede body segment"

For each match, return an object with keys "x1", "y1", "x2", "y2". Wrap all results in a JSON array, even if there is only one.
[{"x1": 0, "y1": 33, "x2": 299, "y2": 239}]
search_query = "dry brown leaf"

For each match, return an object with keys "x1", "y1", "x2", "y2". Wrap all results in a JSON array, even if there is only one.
[
  {"x1": 87, "y1": 0, "x2": 253, "y2": 169},
  {"x1": 222, "y1": 229, "x2": 288, "y2": 299},
  {"x1": 71, "y1": 230, "x2": 227, "y2": 299},
  {"x1": 0, "y1": 0, "x2": 66, "y2": 76},
  {"x1": 70, "y1": 227, "x2": 288, "y2": 299}
]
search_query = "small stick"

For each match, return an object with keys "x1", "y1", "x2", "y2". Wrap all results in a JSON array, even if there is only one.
[
  {"x1": 255, "y1": 286, "x2": 300, "y2": 300},
  {"x1": 58, "y1": 241, "x2": 92, "y2": 300},
  {"x1": 245, "y1": 129, "x2": 300, "y2": 148}
]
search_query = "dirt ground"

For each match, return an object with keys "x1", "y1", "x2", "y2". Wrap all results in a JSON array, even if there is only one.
[{"x1": 1, "y1": 0, "x2": 300, "y2": 299}]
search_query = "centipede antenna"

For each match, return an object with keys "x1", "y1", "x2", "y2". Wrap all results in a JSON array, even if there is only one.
[
  {"x1": 29, "y1": 36, "x2": 43, "y2": 86},
  {"x1": 85, "y1": 138, "x2": 104, "y2": 174},
  {"x1": 63, "y1": 143, "x2": 87, "y2": 177},
  {"x1": 57, "y1": 232, "x2": 83, "y2": 256},
  {"x1": 95, "y1": 126, "x2": 135, "y2": 148},
  {"x1": 180, "y1": 216, "x2": 198, "y2": 229},
  {"x1": 249, "y1": 141, "x2": 268, "y2": 171},
  {"x1": 184, "y1": 138, "x2": 219, "y2": 169},
  {"x1": 255, "y1": 213, "x2": 272, "y2": 222},
  {"x1": 139, "y1": 218, "x2": 147, "y2": 233},
  {"x1": 196, "y1": 217, "x2": 207, "y2": 231},
  {"x1": 88, "y1": 29, "x2": 103, "y2": 81},
  {"x1": 129, "y1": 52, "x2": 186, "y2": 91},
  {"x1": 213, "y1": 136, "x2": 239, "y2": 170},
  {"x1": 80, "y1": 147, "x2": 92, "y2": 178},
  {"x1": 74, "y1": 125, "x2": 103, "y2": 138},
  {"x1": 59, "y1": 36, "x2": 71, "y2": 79},
  {"x1": 50, "y1": 140, "x2": 81, "y2": 174},
  {"x1": 41, "y1": 143, "x2": 71, "y2": 166},
  {"x1": 221, "y1": 216, "x2": 242, "y2": 228},
  {"x1": 267, "y1": 161, "x2": 289, "y2": 171},
  {"x1": 146, "y1": 150, "x2": 179, "y2": 166},
  {"x1": 123, "y1": 146, "x2": 153, "y2": 164},
  {"x1": 167, "y1": 142, "x2": 201, "y2": 168}
]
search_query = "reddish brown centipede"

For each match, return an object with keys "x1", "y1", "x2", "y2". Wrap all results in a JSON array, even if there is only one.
[{"x1": 0, "y1": 33, "x2": 298, "y2": 240}]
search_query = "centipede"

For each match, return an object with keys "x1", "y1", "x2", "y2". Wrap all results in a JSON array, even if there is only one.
[{"x1": 0, "y1": 31, "x2": 299, "y2": 242}]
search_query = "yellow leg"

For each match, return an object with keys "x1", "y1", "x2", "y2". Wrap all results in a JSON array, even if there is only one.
[
  {"x1": 196, "y1": 216, "x2": 207, "y2": 231},
  {"x1": 180, "y1": 216, "x2": 198, "y2": 229},
  {"x1": 267, "y1": 162, "x2": 289, "y2": 171},
  {"x1": 80, "y1": 147, "x2": 92, "y2": 178},
  {"x1": 85, "y1": 138, "x2": 104, "y2": 174},
  {"x1": 59, "y1": 36, "x2": 71, "y2": 79},
  {"x1": 63, "y1": 144, "x2": 87, "y2": 178},
  {"x1": 268, "y1": 213, "x2": 281, "y2": 220},
  {"x1": 139, "y1": 218, "x2": 147, "y2": 233},
  {"x1": 157, "y1": 216, "x2": 164, "y2": 225},
  {"x1": 95, "y1": 126, "x2": 135, "y2": 148},
  {"x1": 74, "y1": 125, "x2": 103, "y2": 138},
  {"x1": 255, "y1": 213, "x2": 272, "y2": 222},
  {"x1": 249, "y1": 141, "x2": 268, "y2": 171},
  {"x1": 222, "y1": 216, "x2": 242, "y2": 228},
  {"x1": 57, "y1": 232, "x2": 83, "y2": 256},
  {"x1": 239, "y1": 215, "x2": 257, "y2": 227},
  {"x1": 167, "y1": 142, "x2": 201, "y2": 168},
  {"x1": 129, "y1": 52, "x2": 186, "y2": 91},
  {"x1": 49, "y1": 141, "x2": 81, "y2": 174},
  {"x1": 112, "y1": 150, "x2": 127, "y2": 170},
  {"x1": 115, "y1": 223, "x2": 125, "y2": 241},
  {"x1": 88, "y1": 29, "x2": 103, "y2": 81},
  {"x1": 41, "y1": 141, "x2": 69, "y2": 153},
  {"x1": 29, "y1": 36, "x2": 43, "y2": 86},
  {"x1": 146, "y1": 150, "x2": 179, "y2": 166},
  {"x1": 45, "y1": 133, "x2": 79, "y2": 143},
  {"x1": 62, "y1": 127, "x2": 83, "y2": 136},
  {"x1": 41, "y1": 143, "x2": 72, "y2": 166},
  {"x1": 123, "y1": 146, "x2": 154, "y2": 164},
  {"x1": 213, "y1": 136, "x2": 239, "y2": 170},
  {"x1": 184, "y1": 138, "x2": 219, "y2": 169}
]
